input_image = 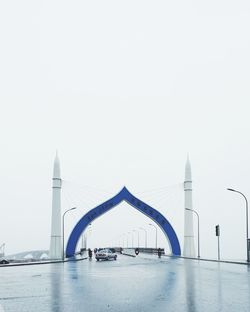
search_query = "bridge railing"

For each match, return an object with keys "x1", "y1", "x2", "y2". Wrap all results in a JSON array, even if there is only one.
[
  {"x1": 77, "y1": 247, "x2": 165, "y2": 256},
  {"x1": 110, "y1": 247, "x2": 165, "y2": 256}
]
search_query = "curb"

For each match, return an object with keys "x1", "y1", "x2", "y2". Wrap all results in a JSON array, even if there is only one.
[
  {"x1": 164, "y1": 255, "x2": 250, "y2": 266},
  {"x1": 0, "y1": 257, "x2": 88, "y2": 268}
]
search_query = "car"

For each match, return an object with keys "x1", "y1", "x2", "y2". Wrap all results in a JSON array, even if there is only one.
[
  {"x1": 95, "y1": 248, "x2": 117, "y2": 261},
  {"x1": 0, "y1": 259, "x2": 9, "y2": 264}
]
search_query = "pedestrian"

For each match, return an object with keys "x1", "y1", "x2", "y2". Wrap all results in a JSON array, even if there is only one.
[
  {"x1": 157, "y1": 248, "x2": 161, "y2": 258},
  {"x1": 88, "y1": 248, "x2": 93, "y2": 259}
]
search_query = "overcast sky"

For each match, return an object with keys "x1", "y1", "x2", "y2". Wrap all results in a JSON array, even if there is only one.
[{"x1": 0, "y1": 1, "x2": 250, "y2": 260}]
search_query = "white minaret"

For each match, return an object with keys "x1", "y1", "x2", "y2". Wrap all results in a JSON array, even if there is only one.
[
  {"x1": 49, "y1": 152, "x2": 62, "y2": 259},
  {"x1": 183, "y1": 155, "x2": 196, "y2": 257}
]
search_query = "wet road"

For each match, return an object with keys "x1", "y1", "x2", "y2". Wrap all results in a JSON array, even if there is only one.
[{"x1": 0, "y1": 254, "x2": 250, "y2": 312}]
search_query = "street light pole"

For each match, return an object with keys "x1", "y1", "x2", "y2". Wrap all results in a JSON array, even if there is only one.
[
  {"x1": 85, "y1": 223, "x2": 92, "y2": 250},
  {"x1": 62, "y1": 207, "x2": 77, "y2": 260},
  {"x1": 123, "y1": 234, "x2": 126, "y2": 248},
  {"x1": 127, "y1": 232, "x2": 131, "y2": 248},
  {"x1": 131, "y1": 231, "x2": 134, "y2": 248},
  {"x1": 133, "y1": 230, "x2": 140, "y2": 247},
  {"x1": 227, "y1": 188, "x2": 249, "y2": 262},
  {"x1": 119, "y1": 234, "x2": 123, "y2": 247},
  {"x1": 149, "y1": 223, "x2": 157, "y2": 249},
  {"x1": 139, "y1": 227, "x2": 147, "y2": 248},
  {"x1": 185, "y1": 208, "x2": 200, "y2": 258}
]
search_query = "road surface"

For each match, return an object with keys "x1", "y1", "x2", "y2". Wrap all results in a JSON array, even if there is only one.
[{"x1": 0, "y1": 254, "x2": 250, "y2": 311}]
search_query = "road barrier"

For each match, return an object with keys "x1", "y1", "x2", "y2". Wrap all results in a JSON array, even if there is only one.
[{"x1": 112, "y1": 247, "x2": 165, "y2": 256}]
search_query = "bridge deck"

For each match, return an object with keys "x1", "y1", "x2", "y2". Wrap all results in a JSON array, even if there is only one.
[{"x1": 0, "y1": 254, "x2": 250, "y2": 312}]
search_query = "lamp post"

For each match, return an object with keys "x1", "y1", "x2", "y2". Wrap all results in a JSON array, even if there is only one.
[
  {"x1": 139, "y1": 227, "x2": 147, "y2": 248},
  {"x1": 131, "y1": 231, "x2": 134, "y2": 248},
  {"x1": 119, "y1": 234, "x2": 124, "y2": 247},
  {"x1": 127, "y1": 232, "x2": 131, "y2": 248},
  {"x1": 185, "y1": 208, "x2": 200, "y2": 258},
  {"x1": 133, "y1": 230, "x2": 140, "y2": 247},
  {"x1": 121, "y1": 233, "x2": 125, "y2": 248},
  {"x1": 81, "y1": 233, "x2": 84, "y2": 250},
  {"x1": 227, "y1": 188, "x2": 249, "y2": 262},
  {"x1": 85, "y1": 223, "x2": 92, "y2": 250},
  {"x1": 62, "y1": 207, "x2": 77, "y2": 260},
  {"x1": 149, "y1": 223, "x2": 157, "y2": 249}
]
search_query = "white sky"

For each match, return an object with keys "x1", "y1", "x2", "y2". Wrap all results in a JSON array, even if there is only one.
[{"x1": 0, "y1": 1, "x2": 250, "y2": 260}]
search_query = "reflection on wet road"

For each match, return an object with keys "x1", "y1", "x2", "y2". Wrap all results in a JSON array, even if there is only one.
[{"x1": 0, "y1": 255, "x2": 250, "y2": 311}]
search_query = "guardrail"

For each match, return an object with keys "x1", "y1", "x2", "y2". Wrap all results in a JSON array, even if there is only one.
[
  {"x1": 82, "y1": 247, "x2": 165, "y2": 256},
  {"x1": 135, "y1": 248, "x2": 165, "y2": 255},
  {"x1": 109, "y1": 247, "x2": 165, "y2": 256}
]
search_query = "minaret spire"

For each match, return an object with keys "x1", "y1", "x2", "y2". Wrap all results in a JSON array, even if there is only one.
[
  {"x1": 183, "y1": 154, "x2": 196, "y2": 257},
  {"x1": 49, "y1": 152, "x2": 62, "y2": 259}
]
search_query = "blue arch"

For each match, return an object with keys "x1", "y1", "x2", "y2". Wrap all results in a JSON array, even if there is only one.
[{"x1": 66, "y1": 187, "x2": 181, "y2": 257}]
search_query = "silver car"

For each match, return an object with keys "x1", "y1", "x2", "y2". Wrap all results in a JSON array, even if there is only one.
[{"x1": 95, "y1": 248, "x2": 117, "y2": 261}]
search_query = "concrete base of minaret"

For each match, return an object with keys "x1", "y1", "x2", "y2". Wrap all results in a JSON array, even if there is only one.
[
  {"x1": 50, "y1": 236, "x2": 62, "y2": 259},
  {"x1": 183, "y1": 236, "x2": 196, "y2": 257}
]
